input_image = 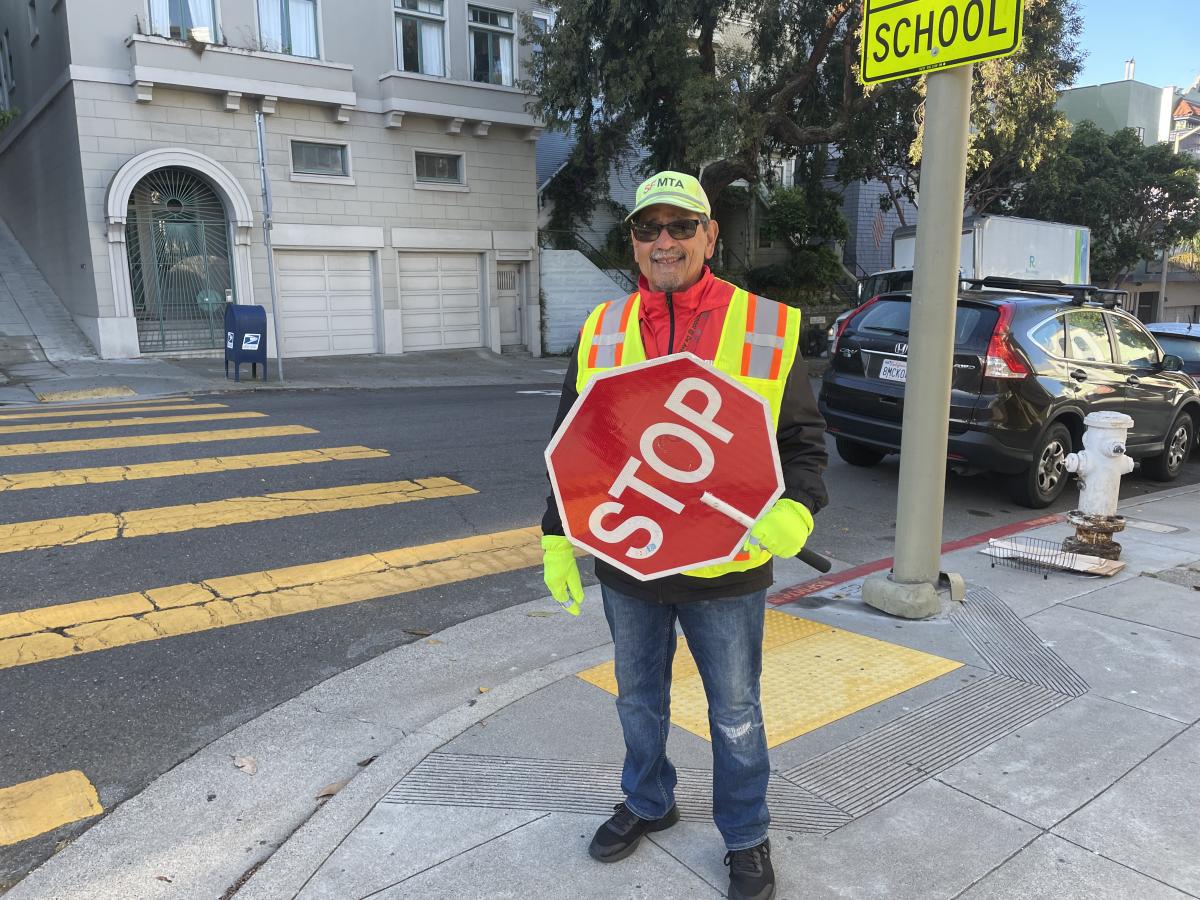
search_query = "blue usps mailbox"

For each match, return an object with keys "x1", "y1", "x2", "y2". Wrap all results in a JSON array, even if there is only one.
[{"x1": 224, "y1": 304, "x2": 268, "y2": 382}]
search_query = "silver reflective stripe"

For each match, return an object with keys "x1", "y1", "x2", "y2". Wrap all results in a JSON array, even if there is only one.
[
  {"x1": 744, "y1": 295, "x2": 785, "y2": 378},
  {"x1": 591, "y1": 295, "x2": 635, "y2": 369}
]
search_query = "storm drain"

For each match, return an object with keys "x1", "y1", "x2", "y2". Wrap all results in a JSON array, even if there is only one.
[
  {"x1": 951, "y1": 588, "x2": 1089, "y2": 696},
  {"x1": 781, "y1": 674, "x2": 1070, "y2": 816},
  {"x1": 384, "y1": 753, "x2": 850, "y2": 833}
]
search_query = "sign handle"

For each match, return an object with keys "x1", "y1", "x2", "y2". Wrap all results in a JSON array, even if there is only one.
[{"x1": 700, "y1": 492, "x2": 832, "y2": 573}]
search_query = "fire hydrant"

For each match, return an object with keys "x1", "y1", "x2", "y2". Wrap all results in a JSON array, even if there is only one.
[{"x1": 1062, "y1": 411, "x2": 1135, "y2": 560}]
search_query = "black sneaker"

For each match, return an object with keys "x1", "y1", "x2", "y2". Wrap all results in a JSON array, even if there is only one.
[
  {"x1": 725, "y1": 839, "x2": 774, "y2": 900},
  {"x1": 588, "y1": 802, "x2": 680, "y2": 862}
]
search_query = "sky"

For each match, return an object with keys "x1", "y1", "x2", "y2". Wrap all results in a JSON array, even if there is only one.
[{"x1": 1073, "y1": 0, "x2": 1198, "y2": 91}]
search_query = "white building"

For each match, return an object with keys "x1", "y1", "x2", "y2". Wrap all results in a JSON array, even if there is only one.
[{"x1": 0, "y1": 0, "x2": 549, "y2": 358}]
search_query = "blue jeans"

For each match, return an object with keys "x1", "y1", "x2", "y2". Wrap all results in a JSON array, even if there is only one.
[{"x1": 600, "y1": 584, "x2": 770, "y2": 850}]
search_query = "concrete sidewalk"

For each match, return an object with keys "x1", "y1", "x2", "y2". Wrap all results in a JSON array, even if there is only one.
[
  {"x1": 8, "y1": 484, "x2": 1199, "y2": 900},
  {"x1": 0, "y1": 349, "x2": 569, "y2": 405}
]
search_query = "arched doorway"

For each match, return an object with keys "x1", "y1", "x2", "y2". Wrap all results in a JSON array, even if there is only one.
[{"x1": 125, "y1": 167, "x2": 235, "y2": 352}]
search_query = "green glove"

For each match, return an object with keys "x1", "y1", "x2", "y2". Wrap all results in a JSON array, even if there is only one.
[
  {"x1": 750, "y1": 498, "x2": 814, "y2": 558},
  {"x1": 542, "y1": 535, "x2": 584, "y2": 616}
]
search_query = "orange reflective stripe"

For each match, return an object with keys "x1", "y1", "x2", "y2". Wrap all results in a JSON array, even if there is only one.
[
  {"x1": 741, "y1": 293, "x2": 758, "y2": 377},
  {"x1": 768, "y1": 302, "x2": 788, "y2": 380},
  {"x1": 613, "y1": 294, "x2": 637, "y2": 365},
  {"x1": 588, "y1": 304, "x2": 608, "y2": 369}
]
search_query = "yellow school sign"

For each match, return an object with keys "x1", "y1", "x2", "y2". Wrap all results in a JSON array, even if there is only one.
[{"x1": 861, "y1": 0, "x2": 1023, "y2": 84}]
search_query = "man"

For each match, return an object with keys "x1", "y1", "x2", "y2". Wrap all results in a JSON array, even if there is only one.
[{"x1": 541, "y1": 171, "x2": 828, "y2": 900}]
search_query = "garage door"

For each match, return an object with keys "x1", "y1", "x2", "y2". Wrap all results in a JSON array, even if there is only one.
[
  {"x1": 276, "y1": 251, "x2": 377, "y2": 356},
  {"x1": 397, "y1": 253, "x2": 482, "y2": 351}
]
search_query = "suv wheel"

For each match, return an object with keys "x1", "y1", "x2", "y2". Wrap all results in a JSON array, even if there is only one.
[
  {"x1": 1143, "y1": 413, "x2": 1193, "y2": 482},
  {"x1": 836, "y1": 437, "x2": 887, "y2": 468},
  {"x1": 1009, "y1": 423, "x2": 1072, "y2": 509}
]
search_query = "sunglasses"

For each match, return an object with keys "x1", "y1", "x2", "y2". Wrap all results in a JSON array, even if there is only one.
[{"x1": 630, "y1": 219, "x2": 704, "y2": 242}]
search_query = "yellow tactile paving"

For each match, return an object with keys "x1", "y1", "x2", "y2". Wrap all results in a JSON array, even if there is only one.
[
  {"x1": 0, "y1": 402, "x2": 225, "y2": 421},
  {"x1": 0, "y1": 411, "x2": 265, "y2": 435},
  {"x1": 34, "y1": 387, "x2": 134, "y2": 402},
  {"x1": 0, "y1": 425, "x2": 317, "y2": 457},
  {"x1": 0, "y1": 446, "x2": 389, "y2": 491},
  {"x1": 577, "y1": 609, "x2": 963, "y2": 748},
  {"x1": 0, "y1": 771, "x2": 103, "y2": 845},
  {"x1": 0, "y1": 526, "x2": 545, "y2": 670},
  {"x1": 0, "y1": 477, "x2": 476, "y2": 555}
]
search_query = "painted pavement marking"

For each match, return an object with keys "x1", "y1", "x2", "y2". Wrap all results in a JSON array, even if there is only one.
[
  {"x1": 0, "y1": 477, "x2": 475, "y2": 555},
  {"x1": 0, "y1": 771, "x2": 103, "y2": 845},
  {"x1": 578, "y1": 609, "x2": 963, "y2": 747},
  {"x1": 0, "y1": 425, "x2": 318, "y2": 457},
  {"x1": 0, "y1": 411, "x2": 265, "y2": 436},
  {"x1": 0, "y1": 526, "x2": 543, "y2": 670},
  {"x1": 0, "y1": 446, "x2": 389, "y2": 492},
  {"x1": 0, "y1": 402, "x2": 225, "y2": 421}
]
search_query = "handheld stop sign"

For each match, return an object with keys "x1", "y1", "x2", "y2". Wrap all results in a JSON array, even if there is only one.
[{"x1": 546, "y1": 353, "x2": 787, "y2": 580}]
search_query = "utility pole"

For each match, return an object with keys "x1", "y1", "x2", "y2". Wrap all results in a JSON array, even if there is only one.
[
  {"x1": 861, "y1": 65, "x2": 974, "y2": 619},
  {"x1": 255, "y1": 110, "x2": 285, "y2": 382}
]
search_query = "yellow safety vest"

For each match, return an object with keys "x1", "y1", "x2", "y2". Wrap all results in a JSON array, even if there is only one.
[{"x1": 576, "y1": 284, "x2": 802, "y2": 578}]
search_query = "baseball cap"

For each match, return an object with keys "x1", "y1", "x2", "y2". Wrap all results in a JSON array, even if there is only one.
[{"x1": 625, "y1": 171, "x2": 711, "y2": 221}]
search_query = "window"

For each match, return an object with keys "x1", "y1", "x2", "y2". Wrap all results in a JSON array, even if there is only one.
[
  {"x1": 1155, "y1": 335, "x2": 1200, "y2": 365},
  {"x1": 258, "y1": 0, "x2": 318, "y2": 57},
  {"x1": 1134, "y1": 126, "x2": 1145, "y2": 142},
  {"x1": 1111, "y1": 315, "x2": 1160, "y2": 368},
  {"x1": 291, "y1": 141, "x2": 349, "y2": 177},
  {"x1": 27, "y1": 0, "x2": 38, "y2": 43},
  {"x1": 1066, "y1": 310, "x2": 1114, "y2": 363},
  {"x1": 852, "y1": 299, "x2": 998, "y2": 352},
  {"x1": 415, "y1": 151, "x2": 463, "y2": 184},
  {"x1": 758, "y1": 228, "x2": 772, "y2": 250},
  {"x1": 395, "y1": 0, "x2": 444, "y2": 77},
  {"x1": 148, "y1": 0, "x2": 217, "y2": 42},
  {"x1": 1029, "y1": 316, "x2": 1066, "y2": 358},
  {"x1": 469, "y1": 5, "x2": 513, "y2": 86}
]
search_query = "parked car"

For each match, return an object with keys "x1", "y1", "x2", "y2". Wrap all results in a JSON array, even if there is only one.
[
  {"x1": 1146, "y1": 322, "x2": 1200, "y2": 377},
  {"x1": 819, "y1": 278, "x2": 1200, "y2": 508}
]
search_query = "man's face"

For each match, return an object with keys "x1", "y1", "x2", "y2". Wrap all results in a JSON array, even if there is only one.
[{"x1": 630, "y1": 203, "x2": 719, "y2": 293}]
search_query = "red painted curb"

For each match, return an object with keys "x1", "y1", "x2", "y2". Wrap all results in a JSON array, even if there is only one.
[{"x1": 768, "y1": 513, "x2": 1064, "y2": 606}]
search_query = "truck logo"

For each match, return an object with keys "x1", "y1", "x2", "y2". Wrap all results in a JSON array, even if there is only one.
[{"x1": 894, "y1": 342, "x2": 908, "y2": 355}]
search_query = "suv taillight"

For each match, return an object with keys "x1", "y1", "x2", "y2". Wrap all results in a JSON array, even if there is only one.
[
  {"x1": 831, "y1": 295, "x2": 881, "y2": 356},
  {"x1": 985, "y1": 302, "x2": 1030, "y2": 379}
]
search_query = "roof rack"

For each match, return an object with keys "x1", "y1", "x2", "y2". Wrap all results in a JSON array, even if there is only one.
[{"x1": 961, "y1": 276, "x2": 1128, "y2": 309}]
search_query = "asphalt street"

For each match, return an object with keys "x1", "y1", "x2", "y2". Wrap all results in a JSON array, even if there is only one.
[{"x1": 1, "y1": 380, "x2": 1197, "y2": 886}]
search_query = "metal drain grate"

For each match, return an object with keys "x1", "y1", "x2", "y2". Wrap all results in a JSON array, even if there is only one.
[
  {"x1": 781, "y1": 675, "x2": 1070, "y2": 817},
  {"x1": 385, "y1": 753, "x2": 850, "y2": 833},
  {"x1": 952, "y1": 588, "x2": 1089, "y2": 696}
]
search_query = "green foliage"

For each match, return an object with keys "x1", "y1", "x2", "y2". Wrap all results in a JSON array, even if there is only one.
[
  {"x1": 1015, "y1": 121, "x2": 1200, "y2": 286},
  {"x1": 762, "y1": 185, "x2": 849, "y2": 247},
  {"x1": 837, "y1": 0, "x2": 1083, "y2": 217},
  {"x1": 745, "y1": 246, "x2": 843, "y2": 303},
  {"x1": 0, "y1": 108, "x2": 18, "y2": 132}
]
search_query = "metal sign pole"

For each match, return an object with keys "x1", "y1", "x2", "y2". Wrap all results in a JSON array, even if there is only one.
[
  {"x1": 255, "y1": 110, "x2": 285, "y2": 382},
  {"x1": 862, "y1": 64, "x2": 974, "y2": 619}
]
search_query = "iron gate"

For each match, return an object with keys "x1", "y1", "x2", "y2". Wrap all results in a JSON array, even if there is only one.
[{"x1": 126, "y1": 167, "x2": 235, "y2": 352}]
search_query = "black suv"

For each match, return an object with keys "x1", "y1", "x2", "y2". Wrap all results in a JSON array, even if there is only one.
[{"x1": 819, "y1": 278, "x2": 1200, "y2": 508}]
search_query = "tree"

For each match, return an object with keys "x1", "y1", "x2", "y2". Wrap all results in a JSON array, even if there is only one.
[
  {"x1": 836, "y1": 0, "x2": 1082, "y2": 218},
  {"x1": 1015, "y1": 121, "x2": 1200, "y2": 286},
  {"x1": 527, "y1": 0, "x2": 1084, "y2": 235}
]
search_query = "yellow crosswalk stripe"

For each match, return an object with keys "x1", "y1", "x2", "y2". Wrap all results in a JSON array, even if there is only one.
[
  {"x1": 0, "y1": 771, "x2": 104, "y2": 845},
  {"x1": 0, "y1": 477, "x2": 476, "y2": 554},
  {"x1": 0, "y1": 424, "x2": 317, "y2": 457},
  {"x1": 34, "y1": 387, "x2": 134, "y2": 402},
  {"x1": 0, "y1": 402, "x2": 226, "y2": 421},
  {"x1": 0, "y1": 446, "x2": 389, "y2": 491},
  {"x1": 0, "y1": 526, "x2": 544, "y2": 670},
  {"x1": 0, "y1": 411, "x2": 265, "y2": 435}
]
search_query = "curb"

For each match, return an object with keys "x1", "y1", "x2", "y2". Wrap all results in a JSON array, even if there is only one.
[{"x1": 231, "y1": 642, "x2": 615, "y2": 899}]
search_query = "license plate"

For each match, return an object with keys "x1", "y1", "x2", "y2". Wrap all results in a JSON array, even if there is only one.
[{"x1": 879, "y1": 359, "x2": 908, "y2": 382}]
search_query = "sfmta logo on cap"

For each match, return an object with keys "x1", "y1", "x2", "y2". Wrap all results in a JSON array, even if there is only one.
[{"x1": 642, "y1": 175, "x2": 686, "y2": 193}]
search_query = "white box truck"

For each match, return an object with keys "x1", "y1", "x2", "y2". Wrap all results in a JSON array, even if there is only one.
[{"x1": 858, "y1": 214, "x2": 1091, "y2": 301}]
